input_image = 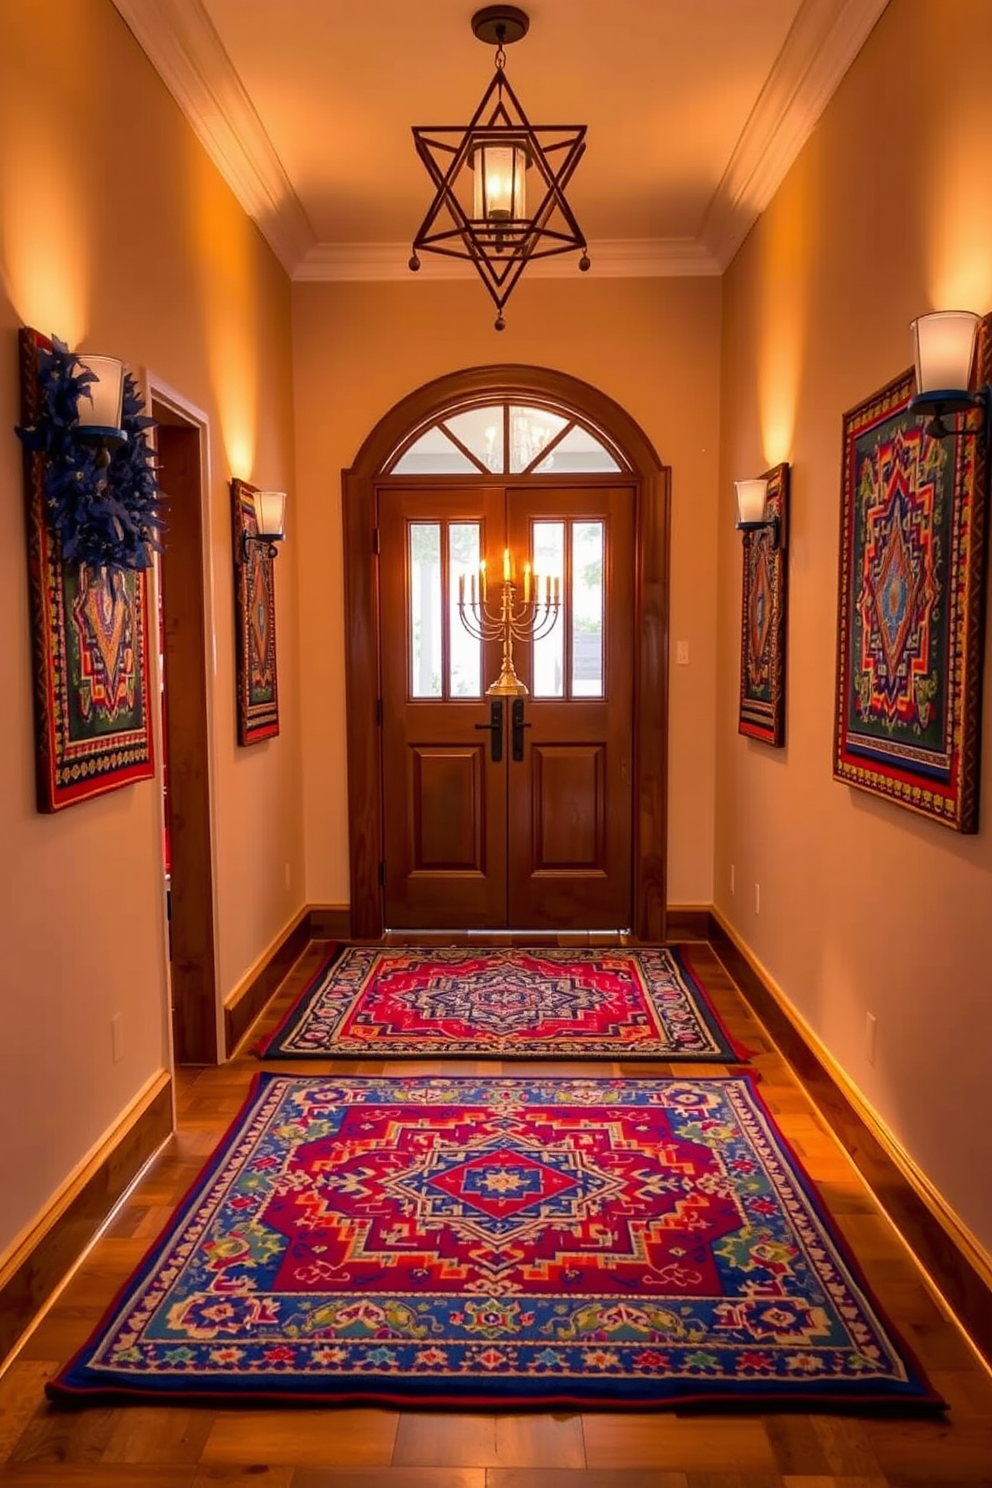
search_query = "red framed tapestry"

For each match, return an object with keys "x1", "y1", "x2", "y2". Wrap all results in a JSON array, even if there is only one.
[
  {"x1": 739, "y1": 462, "x2": 789, "y2": 746},
  {"x1": 834, "y1": 320, "x2": 990, "y2": 832},
  {"x1": 18, "y1": 328, "x2": 155, "y2": 812},
  {"x1": 232, "y1": 478, "x2": 279, "y2": 745}
]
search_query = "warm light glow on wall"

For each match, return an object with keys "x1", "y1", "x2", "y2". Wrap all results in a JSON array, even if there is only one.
[
  {"x1": 192, "y1": 165, "x2": 258, "y2": 479},
  {"x1": 758, "y1": 184, "x2": 810, "y2": 467},
  {"x1": 0, "y1": 130, "x2": 89, "y2": 347},
  {"x1": 925, "y1": 104, "x2": 992, "y2": 313}
]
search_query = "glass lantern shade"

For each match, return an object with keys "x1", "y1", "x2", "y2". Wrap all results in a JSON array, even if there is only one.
[
  {"x1": 735, "y1": 478, "x2": 769, "y2": 526},
  {"x1": 252, "y1": 490, "x2": 287, "y2": 539},
  {"x1": 77, "y1": 355, "x2": 125, "y2": 437},
  {"x1": 472, "y1": 143, "x2": 527, "y2": 223},
  {"x1": 911, "y1": 310, "x2": 979, "y2": 393}
]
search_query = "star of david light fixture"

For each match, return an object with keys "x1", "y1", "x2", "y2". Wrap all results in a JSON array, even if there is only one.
[{"x1": 408, "y1": 6, "x2": 590, "y2": 330}]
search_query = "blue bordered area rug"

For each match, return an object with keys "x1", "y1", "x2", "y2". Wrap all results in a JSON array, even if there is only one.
[
  {"x1": 255, "y1": 945, "x2": 748, "y2": 1061},
  {"x1": 49, "y1": 1074, "x2": 944, "y2": 1412}
]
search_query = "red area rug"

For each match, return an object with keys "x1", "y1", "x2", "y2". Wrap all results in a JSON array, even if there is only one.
[
  {"x1": 49, "y1": 1074, "x2": 943, "y2": 1412},
  {"x1": 255, "y1": 945, "x2": 747, "y2": 1061}
]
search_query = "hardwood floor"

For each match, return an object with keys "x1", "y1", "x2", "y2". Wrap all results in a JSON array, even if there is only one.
[{"x1": 3, "y1": 940, "x2": 991, "y2": 1487}]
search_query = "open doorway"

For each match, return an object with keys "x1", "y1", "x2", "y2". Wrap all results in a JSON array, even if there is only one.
[{"x1": 152, "y1": 401, "x2": 219, "y2": 1064}]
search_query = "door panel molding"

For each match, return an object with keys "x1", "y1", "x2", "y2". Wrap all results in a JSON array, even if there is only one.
[
  {"x1": 533, "y1": 745, "x2": 605, "y2": 869},
  {"x1": 343, "y1": 365, "x2": 670, "y2": 941}
]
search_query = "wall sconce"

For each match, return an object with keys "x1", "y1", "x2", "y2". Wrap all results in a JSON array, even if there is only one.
[
  {"x1": 75, "y1": 354, "x2": 128, "y2": 462},
  {"x1": 909, "y1": 310, "x2": 991, "y2": 441},
  {"x1": 242, "y1": 489, "x2": 287, "y2": 561},
  {"x1": 735, "y1": 478, "x2": 782, "y2": 549}
]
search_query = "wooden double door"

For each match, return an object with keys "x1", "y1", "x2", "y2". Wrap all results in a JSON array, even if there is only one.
[{"x1": 379, "y1": 483, "x2": 635, "y2": 930}]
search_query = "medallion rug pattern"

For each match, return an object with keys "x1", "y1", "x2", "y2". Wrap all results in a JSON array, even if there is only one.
[
  {"x1": 255, "y1": 946, "x2": 746, "y2": 1061},
  {"x1": 50, "y1": 1074, "x2": 941, "y2": 1411}
]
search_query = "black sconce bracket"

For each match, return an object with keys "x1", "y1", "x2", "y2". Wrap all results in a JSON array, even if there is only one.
[
  {"x1": 735, "y1": 514, "x2": 781, "y2": 550},
  {"x1": 241, "y1": 532, "x2": 282, "y2": 563},
  {"x1": 908, "y1": 383, "x2": 992, "y2": 444}
]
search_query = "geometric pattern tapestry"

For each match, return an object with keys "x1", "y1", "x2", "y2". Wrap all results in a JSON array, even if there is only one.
[
  {"x1": 232, "y1": 478, "x2": 279, "y2": 746},
  {"x1": 739, "y1": 462, "x2": 789, "y2": 747},
  {"x1": 48, "y1": 1074, "x2": 944, "y2": 1411},
  {"x1": 255, "y1": 946, "x2": 746, "y2": 1061},
  {"x1": 18, "y1": 327, "x2": 155, "y2": 811},
  {"x1": 834, "y1": 343, "x2": 990, "y2": 831}
]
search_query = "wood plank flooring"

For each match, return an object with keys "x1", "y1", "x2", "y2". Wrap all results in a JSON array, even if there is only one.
[{"x1": 3, "y1": 940, "x2": 991, "y2": 1487}]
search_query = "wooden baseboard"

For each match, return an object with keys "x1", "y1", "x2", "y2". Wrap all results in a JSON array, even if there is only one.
[
  {"x1": 664, "y1": 905, "x2": 712, "y2": 940},
  {"x1": 223, "y1": 907, "x2": 314, "y2": 1057},
  {"x1": 708, "y1": 908, "x2": 992, "y2": 1375},
  {"x1": 223, "y1": 906, "x2": 350, "y2": 1057},
  {"x1": 307, "y1": 904, "x2": 351, "y2": 939},
  {"x1": 0, "y1": 1069, "x2": 172, "y2": 1370}
]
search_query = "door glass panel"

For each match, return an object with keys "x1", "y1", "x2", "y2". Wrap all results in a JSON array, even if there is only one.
[
  {"x1": 572, "y1": 521, "x2": 604, "y2": 697},
  {"x1": 449, "y1": 522, "x2": 482, "y2": 697},
  {"x1": 548, "y1": 424, "x2": 622, "y2": 472},
  {"x1": 444, "y1": 410, "x2": 504, "y2": 473},
  {"x1": 531, "y1": 520, "x2": 565, "y2": 698},
  {"x1": 409, "y1": 523, "x2": 442, "y2": 697},
  {"x1": 509, "y1": 407, "x2": 568, "y2": 473},
  {"x1": 393, "y1": 428, "x2": 479, "y2": 475}
]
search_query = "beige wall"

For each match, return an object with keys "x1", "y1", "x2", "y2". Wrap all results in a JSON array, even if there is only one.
[
  {"x1": 717, "y1": 0, "x2": 992, "y2": 1258},
  {"x1": 0, "y1": 1, "x2": 304, "y2": 1258},
  {"x1": 292, "y1": 274, "x2": 723, "y2": 911}
]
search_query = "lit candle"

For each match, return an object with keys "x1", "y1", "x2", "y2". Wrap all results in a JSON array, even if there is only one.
[
  {"x1": 479, "y1": 560, "x2": 487, "y2": 601},
  {"x1": 503, "y1": 547, "x2": 511, "y2": 583},
  {"x1": 523, "y1": 563, "x2": 531, "y2": 602}
]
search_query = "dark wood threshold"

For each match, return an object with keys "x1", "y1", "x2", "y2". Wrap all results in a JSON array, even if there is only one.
[
  {"x1": 708, "y1": 912, "x2": 992, "y2": 1376},
  {"x1": 0, "y1": 1071, "x2": 173, "y2": 1370}
]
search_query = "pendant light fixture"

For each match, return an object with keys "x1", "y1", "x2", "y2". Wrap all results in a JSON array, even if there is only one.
[{"x1": 408, "y1": 6, "x2": 590, "y2": 330}]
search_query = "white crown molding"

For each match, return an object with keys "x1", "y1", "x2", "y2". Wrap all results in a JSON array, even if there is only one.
[
  {"x1": 701, "y1": 0, "x2": 890, "y2": 269},
  {"x1": 112, "y1": 0, "x2": 885, "y2": 283},
  {"x1": 294, "y1": 238, "x2": 721, "y2": 283},
  {"x1": 110, "y1": 0, "x2": 316, "y2": 274}
]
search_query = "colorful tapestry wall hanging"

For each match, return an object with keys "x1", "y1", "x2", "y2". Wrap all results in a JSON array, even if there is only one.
[
  {"x1": 739, "y1": 462, "x2": 789, "y2": 747},
  {"x1": 834, "y1": 324, "x2": 990, "y2": 831},
  {"x1": 255, "y1": 945, "x2": 747, "y2": 1061},
  {"x1": 49, "y1": 1073, "x2": 944, "y2": 1412},
  {"x1": 232, "y1": 478, "x2": 279, "y2": 745},
  {"x1": 17, "y1": 329, "x2": 155, "y2": 811}
]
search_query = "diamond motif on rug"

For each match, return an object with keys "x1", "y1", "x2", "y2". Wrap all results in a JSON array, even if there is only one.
[
  {"x1": 255, "y1": 946, "x2": 745, "y2": 1060},
  {"x1": 48, "y1": 1075, "x2": 944, "y2": 1411}
]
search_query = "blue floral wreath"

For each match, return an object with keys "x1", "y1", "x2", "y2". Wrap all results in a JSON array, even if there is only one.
[{"x1": 16, "y1": 336, "x2": 165, "y2": 573}]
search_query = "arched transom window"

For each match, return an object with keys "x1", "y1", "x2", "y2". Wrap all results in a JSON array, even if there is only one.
[{"x1": 388, "y1": 402, "x2": 629, "y2": 477}]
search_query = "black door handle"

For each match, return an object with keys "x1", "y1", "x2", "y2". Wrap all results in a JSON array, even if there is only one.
[
  {"x1": 512, "y1": 697, "x2": 531, "y2": 761},
  {"x1": 474, "y1": 698, "x2": 503, "y2": 763}
]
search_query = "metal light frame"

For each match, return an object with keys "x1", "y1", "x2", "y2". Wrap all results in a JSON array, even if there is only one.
[
  {"x1": 241, "y1": 489, "x2": 287, "y2": 562},
  {"x1": 734, "y1": 478, "x2": 781, "y2": 549},
  {"x1": 409, "y1": 5, "x2": 590, "y2": 330},
  {"x1": 908, "y1": 309, "x2": 992, "y2": 443}
]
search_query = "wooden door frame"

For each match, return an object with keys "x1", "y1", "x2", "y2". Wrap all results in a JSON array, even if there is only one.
[
  {"x1": 342, "y1": 364, "x2": 670, "y2": 942},
  {"x1": 149, "y1": 381, "x2": 223, "y2": 1064}
]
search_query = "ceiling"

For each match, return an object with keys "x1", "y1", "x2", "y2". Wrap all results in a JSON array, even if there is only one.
[{"x1": 111, "y1": 0, "x2": 889, "y2": 281}]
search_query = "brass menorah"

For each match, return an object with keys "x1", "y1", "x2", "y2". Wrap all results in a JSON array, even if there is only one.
[{"x1": 457, "y1": 549, "x2": 561, "y2": 696}]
